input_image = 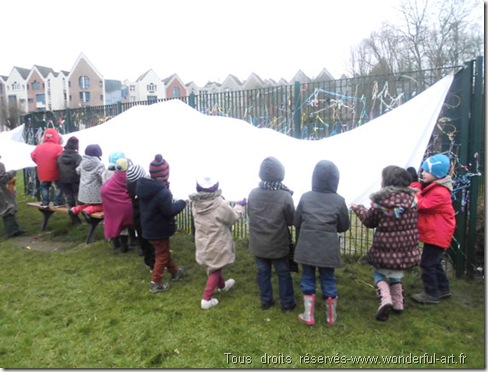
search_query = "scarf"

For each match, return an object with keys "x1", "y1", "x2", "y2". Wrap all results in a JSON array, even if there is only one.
[{"x1": 259, "y1": 181, "x2": 293, "y2": 195}]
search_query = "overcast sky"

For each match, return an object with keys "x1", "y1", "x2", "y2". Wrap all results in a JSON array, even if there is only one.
[{"x1": 2, "y1": 0, "x2": 482, "y2": 86}]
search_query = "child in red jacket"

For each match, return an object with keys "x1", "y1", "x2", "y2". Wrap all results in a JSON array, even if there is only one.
[
  {"x1": 411, "y1": 154, "x2": 456, "y2": 304},
  {"x1": 30, "y1": 128, "x2": 64, "y2": 207}
]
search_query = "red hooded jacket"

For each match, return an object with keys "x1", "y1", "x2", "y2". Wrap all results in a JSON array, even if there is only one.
[
  {"x1": 415, "y1": 176, "x2": 456, "y2": 249},
  {"x1": 30, "y1": 128, "x2": 63, "y2": 182}
]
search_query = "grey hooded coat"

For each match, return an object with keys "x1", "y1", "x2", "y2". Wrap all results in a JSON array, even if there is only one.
[
  {"x1": 247, "y1": 156, "x2": 295, "y2": 259},
  {"x1": 293, "y1": 160, "x2": 350, "y2": 268},
  {"x1": 76, "y1": 155, "x2": 106, "y2": 204}
]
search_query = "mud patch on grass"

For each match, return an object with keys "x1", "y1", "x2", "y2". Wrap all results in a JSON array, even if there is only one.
[{"x1": 12, "y1": 232, "x2": 73, "y2": 252}]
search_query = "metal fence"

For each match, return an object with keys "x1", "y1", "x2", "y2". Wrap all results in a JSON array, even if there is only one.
[
  {"x1": 21, "y1": 58, "x2": 484, "y2": 276},
  {"x1": 22, "y1": 65, "x2": 461, "y2": 139},
  {"x1": 175, "y1": 204, "x2": 375, "y2": 257}
]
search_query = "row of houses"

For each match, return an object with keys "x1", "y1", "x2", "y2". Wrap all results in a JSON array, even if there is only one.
[{"x1": 0, "y1": 52, "x2": 336, "y2": 114}]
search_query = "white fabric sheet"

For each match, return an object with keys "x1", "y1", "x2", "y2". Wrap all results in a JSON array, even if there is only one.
[{"x1": 0, "y1": 73, "x2": 454, "y2": 207}]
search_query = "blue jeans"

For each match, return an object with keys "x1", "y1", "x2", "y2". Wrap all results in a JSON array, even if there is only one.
[
  {"x1": 420, "y1": 243, "x2": 450, "y2": 298},
  {"x1": 373, "y1": 271, "x2": 402, "y2": 285},
  {"x1": 40, "y1": 181, "x2": 64, "y2": 206},
  {"x1": 255, "y1": 256, "x2": 295, "y2": 308},
  {"x1": 300, "y1": 264, "x2": 337, "y2": 299}
]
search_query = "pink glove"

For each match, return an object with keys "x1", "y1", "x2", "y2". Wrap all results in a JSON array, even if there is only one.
[{"x1": 236, "y1": 198, "x2": 247, "y2": 207}]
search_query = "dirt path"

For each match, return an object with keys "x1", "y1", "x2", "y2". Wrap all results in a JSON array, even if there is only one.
[{"x1": 12, "y1": 233, "x2": 74, "y2": 252}]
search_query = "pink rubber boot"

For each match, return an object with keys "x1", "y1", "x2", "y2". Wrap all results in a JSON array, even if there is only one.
[{"x1": 298, "y1": 294, "x2": 315, "y2": 325}]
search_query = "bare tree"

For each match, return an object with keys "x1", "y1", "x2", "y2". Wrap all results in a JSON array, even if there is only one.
[{"x1": 348, "y1": 0, "x2": 483, "y2": 76}]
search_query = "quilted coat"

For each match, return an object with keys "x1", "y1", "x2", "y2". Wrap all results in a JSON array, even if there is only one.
[
  {"x1": 352, "y1": 186, "x2": 421, "y2": 270},
  {"x1": 76, "y1": 155, "x2": 105, "y2": 204},
  {"x1": 189, "y1": 190, "x2": 245, "y2": 273},
  {"x1": 30, "y1": 128, "x2": 63, "y2": 182},
  {"x1": 416, "y1": 176, "x2": 456, "y2": 249},
  {"x1": 136, "y1": 177, "x2": 186, "y2": 241},
  {"x1": 100, "y1": 171, "x2": 134, "y2": 239},
  {"x1": 293, "y1": 160, "x2": 350, "y2": 268}
]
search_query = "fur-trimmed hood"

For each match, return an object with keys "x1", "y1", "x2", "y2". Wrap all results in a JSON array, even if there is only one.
[{"x1": 370, "y1": 186, "x2": 417, "y2": 207}]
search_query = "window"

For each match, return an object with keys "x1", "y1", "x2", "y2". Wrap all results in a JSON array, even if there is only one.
[
  {"x1": 79, "y1": 91, "x2": 91, "y2": 103},
  {"x1": 36, "y1": 93, "x2": 45, "y2": 104},
  {"x1": 147, "y1": 83, "x2": 156, "y2": 93},
  {"x1": 79, "y1": 76, "x2": 90, "y2": 89},
  {"x1": 11, "y1": 82, "x2": 19, "y2": 90},
  {"x1": 147, "y1": 95, "x2": 157, "y2": 103},
  {"x1": 172, "y1": 87, "x2": 181, "y2": 98},
  {"x1": 99, "y1": 81, "x2": 103, "y2": 88},
  {"x1": 130, "y1": 85, "x2": 135, "y2": 92},
  {"x1": 32, "y1": 80, "x2": 41, "y2": 90}
]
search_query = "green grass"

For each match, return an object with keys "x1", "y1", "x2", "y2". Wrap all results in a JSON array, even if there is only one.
[{"x1": 0, "y1": 181, "x2": 484, "y2": 368}]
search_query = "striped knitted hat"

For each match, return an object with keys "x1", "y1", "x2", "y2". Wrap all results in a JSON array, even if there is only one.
[
  {"x1": 149, "y1": 154, "x2": 170, "y2": 182},
  {"x1": 126, "y1": 164, "x2": 146, "y2": 183}
]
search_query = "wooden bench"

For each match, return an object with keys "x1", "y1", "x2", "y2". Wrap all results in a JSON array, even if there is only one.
[
  {"x1": 79, "y1": 210, "x2": 104, "y2": 243},
  {"x1": 27, "y1": 202, "x2": 104, "y2": 244}
]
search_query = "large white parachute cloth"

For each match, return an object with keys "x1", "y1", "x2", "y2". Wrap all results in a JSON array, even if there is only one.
[
  {"x1": 0, "y1": 125, "x2": 36, "y2": 170},
  {"x1": 0, "y1": 73, "x2": 453, "y2": 206}
]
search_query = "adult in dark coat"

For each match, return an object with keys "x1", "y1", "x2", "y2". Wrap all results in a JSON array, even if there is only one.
[
  {"x1": 0, "y1": 156, "x2": 25, "y2": 237},
  {"x1": 57, "y1": 136, "x2": 82, "y2": 212},
  {"x1": 136, "y1": 155, "x2": 186, "y2": 293},
  {"x1": 294, "y1": 160, "x2": 349, "y2": 326},
  {"x1": 247, "y1": 156, "x2": 296, "y2": 311}
]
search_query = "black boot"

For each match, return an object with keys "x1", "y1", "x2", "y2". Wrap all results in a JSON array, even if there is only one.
[
  {"x1": 120, "y1": 235, "x2": 130, "y2": 253},
  {"x1": 141, "y1": 239, "x2": 155, "y2": 270},
  {"x1": 111, "y1": 236, "x2": 121, "y2": 250},
  {"x1": 3, "y1": 214, "x2": 25, "y2": 238},
  {"x1": 68, "y1": 208, "x2": 82, "y2": 224},
  {"x1": 129, "y1": 228, "x2": 138, "y2": 249}
]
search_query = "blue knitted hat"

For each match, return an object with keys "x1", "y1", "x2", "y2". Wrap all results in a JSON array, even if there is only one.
[
  {"x1": 108, "y1": 151, "x2": 125, "y2": 168},
  {"x1": 422, "y1": 154, "x2": 450, "y2": 178}
]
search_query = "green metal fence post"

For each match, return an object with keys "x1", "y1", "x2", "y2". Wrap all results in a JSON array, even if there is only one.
[
  {"x1": 293, "y1": 81, "x2": 301, "y2": 139},
  {"x1": 452, "y1": 60, "x2": 474, "y2": 277},
  {"x1": 466, "y1": 56, "x2": 484, "y2": 277},
  {"x1": 189, "y1": 92, "x2": 196, "y2": 109}
]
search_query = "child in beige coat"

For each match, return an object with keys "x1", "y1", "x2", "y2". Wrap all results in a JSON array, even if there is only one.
[{"x1": 189, "y1": 176, "x2": 246, "y2": 309}]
